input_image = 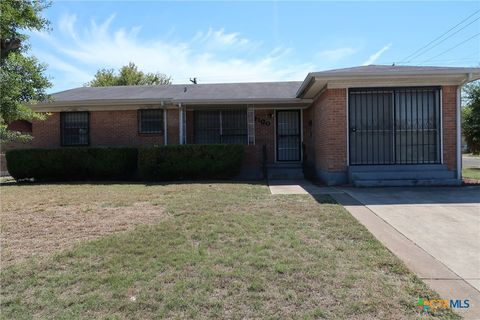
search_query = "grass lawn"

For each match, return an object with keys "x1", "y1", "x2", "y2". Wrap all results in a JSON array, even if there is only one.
[
  {"x1": 0, "y1": 182, "x2": 459, "y2": 319},
  {"x1": 463, "y1": 167, "x2": 480, "y2": 180}
]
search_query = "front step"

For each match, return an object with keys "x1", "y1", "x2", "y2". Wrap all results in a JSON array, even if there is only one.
[
  {"x1": 351, "y1": 170, "x2": 455, "y2": 181},
  {"x1": 267, "y1": 165, "x2": 304, "y2": 180},
  {"x1": 349, "y1": 164, "x2": 449, "y2": 172},
  {"x1": 354, "y1": 179, "x2": 461, "y2": 187},
  {"x1": 349, "y1": 164, "x2": 459, "y2": 187}
]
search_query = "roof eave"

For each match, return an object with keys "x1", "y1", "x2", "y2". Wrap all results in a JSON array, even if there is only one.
[
  {"x1": 31, "y1": 98, "x2": 174, "y2": 112},
  {"x1": 31, "y1": 97, "x2": 312, "y2": 112},
  {"x1": 297, "y1": 71, "x2": 480, "y2": 98},
  {"x1": 310, "y1": 68, "x2": 480, "y2": 78},
  {"x1": 295, "y1": 73, "x2": 315, "y2": 98},
  {"x1": 176, "y1": 98, "x2": 312, "y2": 105}
]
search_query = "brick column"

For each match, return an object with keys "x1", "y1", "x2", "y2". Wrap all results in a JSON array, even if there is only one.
[{"x1": 442, "y1": 85, "x2": 458, "y2": 171}]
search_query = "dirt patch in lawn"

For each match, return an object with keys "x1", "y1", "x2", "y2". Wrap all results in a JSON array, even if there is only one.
[
  {"x1": 0, "y1": 202, "x2": 167, "y2": 268},
  {"x1": 463, "y1": 178, "x2": 480, "y2": 185}
]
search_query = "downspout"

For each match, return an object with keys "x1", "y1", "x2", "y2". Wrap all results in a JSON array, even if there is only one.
[
  {"x1": 178, "y1": 103, "x2": 184, "y2": 144},
  {"x1": 162, "y1": 101, "x2": 167, "y2": 145},
  {"x1": 457, "y1": 73, "x2": 472, "y2": 180}
]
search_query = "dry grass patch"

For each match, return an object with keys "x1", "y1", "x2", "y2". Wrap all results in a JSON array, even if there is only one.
[{"x1": 1, "y1": 199, "x2": 167, "y2": 268}]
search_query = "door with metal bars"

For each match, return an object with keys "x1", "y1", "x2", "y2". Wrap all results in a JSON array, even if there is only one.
[
  {"x1": 276, "y1": 110, "x2": 301, "y2": 161},
  {"x1": 349, "y1": 87, "x2": 441, "y2": 165}
]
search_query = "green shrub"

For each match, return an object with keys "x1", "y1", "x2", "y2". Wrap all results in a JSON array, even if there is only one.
[
  {"x1": 462, "y1": 81, "x2": 480, "y2": 154},
  {"x1": 6, "y1": 147, "x2": 138, "y2": 181},
  {"x1": 138, "y1": 144, "x2": 244, "y2": 180}
]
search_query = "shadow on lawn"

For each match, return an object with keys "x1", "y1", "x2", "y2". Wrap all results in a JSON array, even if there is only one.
[
  {"x1": 0, "y1": 178, "x2": 268, "y2": 188},
  {"x1": 311, "y1": 194, "x2": 338, "y2": 204}
]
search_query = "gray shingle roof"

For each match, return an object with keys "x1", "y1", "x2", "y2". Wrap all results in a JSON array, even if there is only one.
[
  {"x1": 51, "y1": 81, "x2": 304, "y2": 103},
  {"x1": 45, "y1": 65, "x2": 480, "y2": 106}
]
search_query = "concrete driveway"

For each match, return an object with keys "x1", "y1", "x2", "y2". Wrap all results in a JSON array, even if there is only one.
[{"x1": 340, "y1": 186, "x2": 480, "y2": 318}]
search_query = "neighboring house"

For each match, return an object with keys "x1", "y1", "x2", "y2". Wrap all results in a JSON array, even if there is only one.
[
  {"x1": 26, "y1": 65, "x2": 480, "y2": 186},
  {"x1": 1, "y1": 120, "x2": 34, "y2": 176}
]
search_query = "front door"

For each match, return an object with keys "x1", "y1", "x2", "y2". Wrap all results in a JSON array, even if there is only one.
[{"x1": 276, "y1": 110, "x2": 301, "y2": 161}]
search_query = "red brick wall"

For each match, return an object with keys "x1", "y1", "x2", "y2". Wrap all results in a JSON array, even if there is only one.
[
  {"x1": 2, "y1": 120, "x2": 34, "y2": 152},
  {"x1": 32, "y1": 112, "x2": 61, "y2": 147},
  {"x1": 243, "y1": 145, "x2": 262, "y2": 168},
  {"x1": 311, "y1": 89, "x2": 348, "y2": 173},
  {"x1": 236, "y1": 109, "x2": 276, "y2": 172},
  {"x1": 167, "y1": 109, "x2": 180, "y2": 145},
  {"x1": 254, "y1": 109, "x2": 275, "y2": 164},
  {"x1": 7, "y1": 120, "x2": 32, "y2": 133},
  {"x1": 90, "y1": 111, "x2": 164, "y2": 146},
  {"x1": 31, "y1": 109, "x2": 180, "y2": 147},
  {"x1": 302, "y1": 105, "x2": 315, "y2": 169},
  {"x1": 442, "y1": 85, "x2": 458, "y2": 171}
]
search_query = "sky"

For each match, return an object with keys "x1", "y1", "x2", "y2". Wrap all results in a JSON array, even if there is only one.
[{"x1": 28, "y1": 1, "x2": 480, "y2": 93}]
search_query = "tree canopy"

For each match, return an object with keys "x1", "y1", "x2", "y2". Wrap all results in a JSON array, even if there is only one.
[
  {"x1": 462, "y1": 81, "x2": 480, "y2": 154},
  {"x1": 0, "y1": 0, "x2": 52, "y2": 142},
  {"x1": 87, "y1": 62, "x2": 172, "y2": 87}
]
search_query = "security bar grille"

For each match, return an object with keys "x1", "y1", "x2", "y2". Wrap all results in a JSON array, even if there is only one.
[
  {"x1": 276, "y1": 110, "x2": 301, "y2": 161},
  {"x1": 247, "y1": 107, "x2": 255, "y2": 145},
  {"x1": 60, "y1": 112, "x2": 89, "y2": 146},
  {"x1": 194, "y1": 110, "x2": 248, "y2": 144},
  {"x1": 138, "y1": 109, "x2": 164, "y2": 134},
  {"x1": 349, "y1": 87, "x2": 441, "y2": 165}
]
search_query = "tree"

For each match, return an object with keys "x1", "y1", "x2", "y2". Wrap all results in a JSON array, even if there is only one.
[
  {"x1": 87, "y1": 62, "x2": 171, "y2": 87},
  {"x1": 0, "y1": 0, "x2": 52, "y2": 142},
  {"x1": 462, "y1": 81, "x2": 480, "y2": 154}
]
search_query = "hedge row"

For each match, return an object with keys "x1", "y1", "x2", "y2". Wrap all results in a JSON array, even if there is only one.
[
  {"x1": 6, "y1": 145, "x2": 244, "y2": 181},
  {"x1": 6, "y1": 148, "x2": 138, "y2": 181},
  {"x1": 138, "y1": 145, "x2": 243, "y2": 180}
]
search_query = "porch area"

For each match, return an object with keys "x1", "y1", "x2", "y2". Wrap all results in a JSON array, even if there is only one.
[{"x1": 183, "y1": 106, "x2": 307, "y2": 180}]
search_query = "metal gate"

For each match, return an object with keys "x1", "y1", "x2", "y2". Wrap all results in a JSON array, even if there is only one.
[
  {"x1": 276, "y1": 110, "x2": 301, "y2": 161},
  {"x1": 349, "y1": 87, "x2": 441, "y2": 165}
]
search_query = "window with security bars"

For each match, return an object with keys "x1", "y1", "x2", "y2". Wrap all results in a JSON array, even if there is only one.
[
  {"x1": 138, "y1": 109, "x2": 164, "y2": 134},
  {"x1": 194, "y1": 110, "x2": 247, "y2": 144},
  {"x1": 60, "y1": 112, "x2": 89, "y2": 146},
  {"x1": 348, "y1": 87, "x2": 441, "y2": 165}
]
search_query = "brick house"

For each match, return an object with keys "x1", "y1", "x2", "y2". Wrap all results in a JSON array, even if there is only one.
[{"x1": 22, "y1": 65, "x2": 480, "y2": 186}]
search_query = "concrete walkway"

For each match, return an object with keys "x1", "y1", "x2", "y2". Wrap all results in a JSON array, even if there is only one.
[
  {"x1": 268, "y1": 180, "x2": 341, "y2": 195},
  {"x1": 268, "y1": 181, "x2": 480, "y2": 319}
]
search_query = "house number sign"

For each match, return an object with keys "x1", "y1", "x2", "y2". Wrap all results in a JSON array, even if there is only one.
[{"x1": 255, "y1": 117, "x2": 271, "y2": 126}]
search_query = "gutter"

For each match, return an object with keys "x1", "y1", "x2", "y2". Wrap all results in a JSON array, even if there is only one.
[
  {"x1": 309, "y1": 67, "x2": 480, "y2": 79},
  {"x1": 295, "y1": 73, "x2": 315, "y2": 98},
  {"x1": 31, "y1": 98, "x2": 313, "y2": 111},
  {"x1": 173, "y1": 98, "x2": 312, "y2": 105},
  {"x1": 31, "y1": 98, "x2": 173, "y2": 111}
]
